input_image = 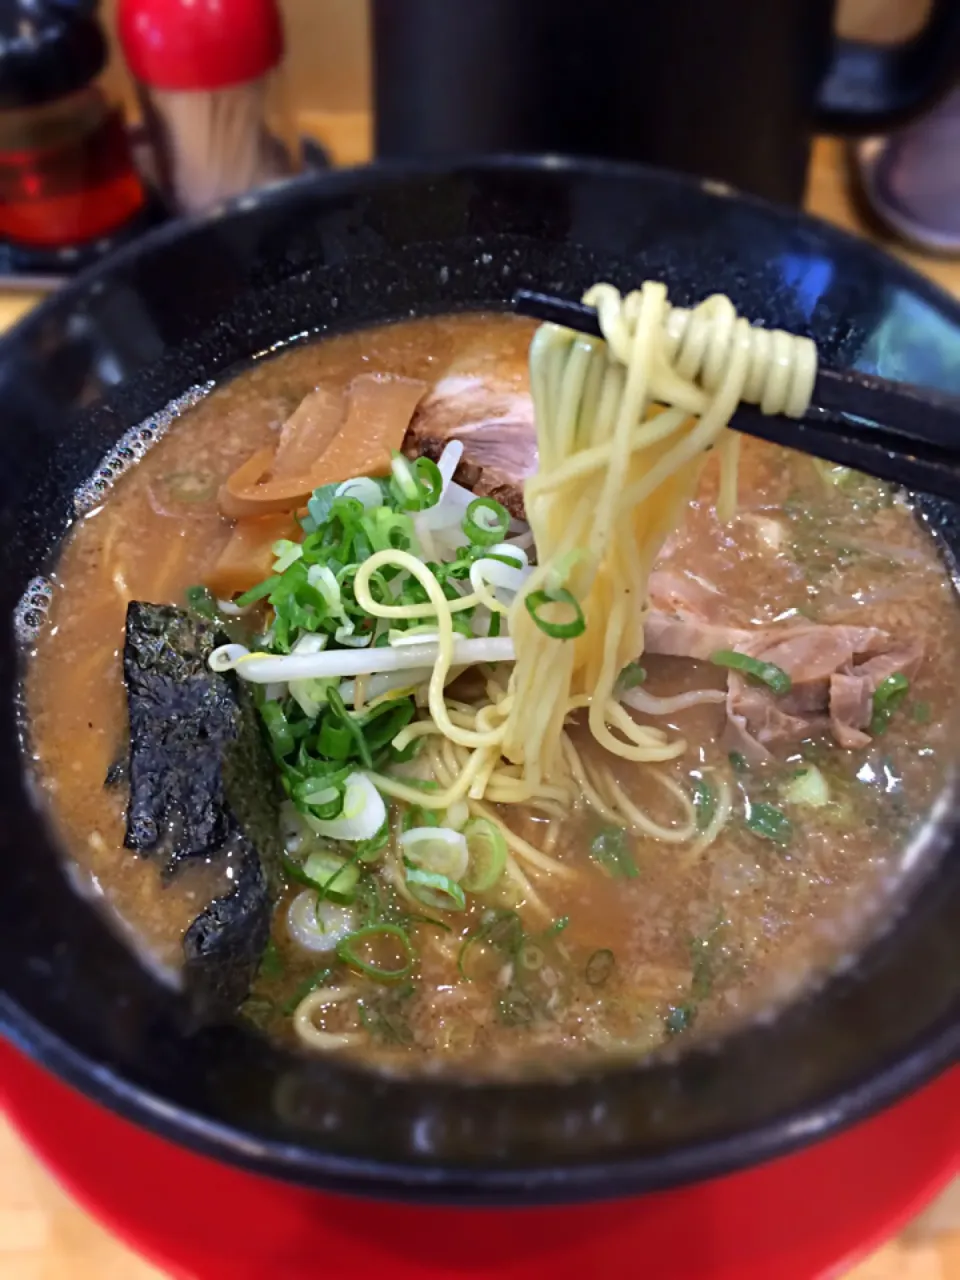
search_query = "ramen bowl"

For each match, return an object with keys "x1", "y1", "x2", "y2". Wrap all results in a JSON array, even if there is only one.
[{"x1": 0, "y1": 157, "x2": 958, "y2": 1202}]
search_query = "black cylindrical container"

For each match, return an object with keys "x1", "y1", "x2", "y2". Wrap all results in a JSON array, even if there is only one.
[{"x1": 372, "y1": 0, "x2": 960, "y2": 204}]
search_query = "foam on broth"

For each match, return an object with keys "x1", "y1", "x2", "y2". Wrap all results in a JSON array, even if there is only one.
[{"x1": 24, "y1": 313, "x2": 960, "y2": 1074}]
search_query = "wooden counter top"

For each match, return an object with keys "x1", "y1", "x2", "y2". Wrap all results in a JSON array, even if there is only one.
[{"x1": 1, "y1": 122, "x2": 957, "y2": 1278}]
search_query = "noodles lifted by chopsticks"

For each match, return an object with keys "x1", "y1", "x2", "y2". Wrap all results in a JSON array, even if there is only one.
[{"x1": 501, "y1": 281, "x2": 817, "y2": 783}]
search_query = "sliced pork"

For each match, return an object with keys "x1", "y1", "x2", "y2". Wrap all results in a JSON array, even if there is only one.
[
  {"x1": 404, "y1": 376, "x2": 536, "y2": 519},
  {"x1": 643, "y1": 601, "x2": 923, "y2": 761}
]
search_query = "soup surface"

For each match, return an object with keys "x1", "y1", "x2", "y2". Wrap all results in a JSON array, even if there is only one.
[{"x1": 26, "y1": 313, "x2": 960, "y2": 1075}]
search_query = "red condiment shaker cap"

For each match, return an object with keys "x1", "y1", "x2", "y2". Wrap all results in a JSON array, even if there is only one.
[{"x1": 118, "y1": 0, "x2": 284, "y2": 92}]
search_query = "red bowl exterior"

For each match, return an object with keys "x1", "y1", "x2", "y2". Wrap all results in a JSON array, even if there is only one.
[{"x1": 2, "y1": 1040, "x2": 957, "y2": 1280}]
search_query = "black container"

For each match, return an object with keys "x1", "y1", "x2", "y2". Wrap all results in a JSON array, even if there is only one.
[
  {"x1": 373, "y1": 0, "x2": 960, "y2": 204},
  {"x1": 0, "y1": 158, "x2": 958, "y2": 1201}
]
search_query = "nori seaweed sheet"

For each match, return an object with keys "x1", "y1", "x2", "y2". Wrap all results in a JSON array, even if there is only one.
[{"x1": 122, "y1": 602, "x2": 281, "y2": 1019}]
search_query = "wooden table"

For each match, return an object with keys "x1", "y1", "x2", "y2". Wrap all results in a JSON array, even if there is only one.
[{"x1": 1, "y1": 124, "x2": 958, "y2": 1278}]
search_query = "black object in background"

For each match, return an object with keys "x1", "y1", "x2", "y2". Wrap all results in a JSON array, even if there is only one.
[{"x1": 372, "y1": 0, "x2": 960, "y2": 205}]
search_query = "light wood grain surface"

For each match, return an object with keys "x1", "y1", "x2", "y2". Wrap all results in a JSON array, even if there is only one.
[{"x1": 1, "y1": 122, "x2": 958, "y2": 1279}]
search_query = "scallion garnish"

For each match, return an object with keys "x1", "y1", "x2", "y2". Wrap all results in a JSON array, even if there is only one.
[
  {"x1": 460, "y1": 817, "x2": 507, "y2": 892},
  {"x1": 412, "y1": 456, "x2": 443, "y2": 507},
  {"x1": 870, "y1": 672, "x2": 910, "y2": 736},
  {"x1": 462, "y1": 496, "x2": 510, "y2": 546},
  {"x1": 589, "y1": 826, "x2": 639, "y2": 878},
  {"x1": 336, "y1": 923, "x2": 415, "y2": 981},
  {"x1": 710, "y1": 649, "x2": 792, "y2": 695},
  {"x1": 235, "y1": 575, "x2": 282, "y2": 608},
  {"x1": 356, "y1": 817, "x2": 391, "y2": 862},
  {"x1": 692, "y1": 778, "x2": 716, "y2": 831},
  {"x1": 325, "y1": 686, "x2": 373, "y2": 769},
  {"x1": 258, "y1": 938, "x2": 284, "y2": 981},
  {"x1": 745, "y1": 801, "x2": 793, "y2": 845},
  {"x1": 618, "y1": 661, "x2": 647, "y2": 689},
  {"x1": 404, "y1": 866, "x2": 467, "y2": 912},
  {"x1": 524, "y1": 587, "x2": 586, "y2": 640},
  {"x1": 302, "y1": 848, "x2": 361, "y2": 903},
  {"x1": 281, "y1": 966, "x2": 335, "y2": 1015}
]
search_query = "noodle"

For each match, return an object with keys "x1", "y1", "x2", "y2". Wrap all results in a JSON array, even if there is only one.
[{"x1": 292, "y1": 986, "x2": 362, "y2": 1050}]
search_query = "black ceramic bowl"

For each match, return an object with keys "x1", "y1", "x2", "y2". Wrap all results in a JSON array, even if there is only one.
[{"x1": 1, "y1": 158, "x2": 958, "y2": 1204}]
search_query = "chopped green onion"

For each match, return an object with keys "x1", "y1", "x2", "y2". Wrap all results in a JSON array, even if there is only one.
[
  {"x1": 404, "y1": 866, "x2": 467, "y2": 912},
  {"x1": 457, "y1": 908, "x2": 523, "y2": 980},
  {"x1": 308, "y1": 773, "x2": 387, "y2": 842},
  {"x1": 302, "y1": 849, "x2": 360, "y2": 903},
  {"x1": 359, "y1": 982, "x2": 416, "y2": 1045},
  {"x1": 281, "y1": 966, "x2": 335, "y2": 1015},
  {"x1": 911, "y1": 700, "x2": 932, "y2": 724},
  {"x1": 258, "y1": 938, "x2": 284, "y2": 980},
  {"x1": 281, "y1": 852, "x2": 323, "y2": 889},
  {"x1": 729, "y1": 751, "x2": 749, "y2": 774},
  {"x1": 782, "y1": 764, "x2": 830, "y2": 808},
  {"x1": 618, "y1": 661, "x2": 647, "y2": 689},
  {"x1": 585, "y1": 948, "x2": 615, "y2": 986},
  {"x1": 870, "y1": 672, "x2": 910, "y2": 736},
  {"x1": 304, "y1": 482, "x2": 342, "y2": 531},
  {"x1": 272, "y1": 539, "x2": 304, "y2": 573},
  {"x1": 463, "y1": 497, "x2": 510, "y2": 546},
  {"x1": 412, "y1": 456, "x2": 444, "y2": 508},
  {"x1": 325, "y1": 687, "x2": 373, "y2": 769},
  {"x1": 745, "y1": 801, "x2": 793, "y2": 846},
  {"x1": 710, "y1": 649, "x2": 792, "y2": 695},
  {"x1": 524, "y1": 587, "x2": 586, "y2": 640},
  {"x1": 295, "y1": 774, "x2": 348, "y2": 820},
  {"x1": 356, "y1": 818, "x2": 390, "y2": 863},
  {"x1": 589, "y1": 826, "x2": 639, "y2": 878},
  {"x1": 402, "y1": 803, "x2": 441, "y2": 833},
  {"x1": 543, "y1": 916, "x2": 570, "y2": 937},
  {"x1": 460, "y1": 818, "x2": 508, "y2": 892},
  {"x1": 260, "y1": 702, "x2": 296, "y2": 758},
  {"x1": 335, "y1": 476, "x2": 384, "y2": 510},
  {"x1": 692, "y1": 778, "x2": 716, "y2": 831},
  {"x1": 336, "y1": 923, "x2": 415, "y2": 981},
  {"x1": 235, "y1": 575, "x2": 282, "y2": 608},
  {"x1": 389, "y1": 452, "x2": 442, "y2": 511},
  {"x1": 401, "y1": 827, "x2": 469, "y2": 882}
]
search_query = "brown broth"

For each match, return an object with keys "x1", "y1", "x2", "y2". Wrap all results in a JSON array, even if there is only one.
[{"x1": 24, "y1": 312, "x2": 960, "y2": 1075}]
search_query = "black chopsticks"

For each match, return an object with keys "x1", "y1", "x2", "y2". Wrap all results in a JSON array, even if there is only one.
[{"x1": 513, "y1": 289, "x2": 960, "y2": 505}]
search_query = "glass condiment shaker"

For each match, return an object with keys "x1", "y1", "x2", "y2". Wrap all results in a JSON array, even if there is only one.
[
  {"x1": 118, "y1": 0, "x2": 299, "y2": 218},
  {"x1": 0, "y1": 0, "x2": 147, "y2": 254}
]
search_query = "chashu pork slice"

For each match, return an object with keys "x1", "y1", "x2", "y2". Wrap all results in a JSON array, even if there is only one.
[{"x1": 404, "y1": 376, "x2": 536, "y2": 519}]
